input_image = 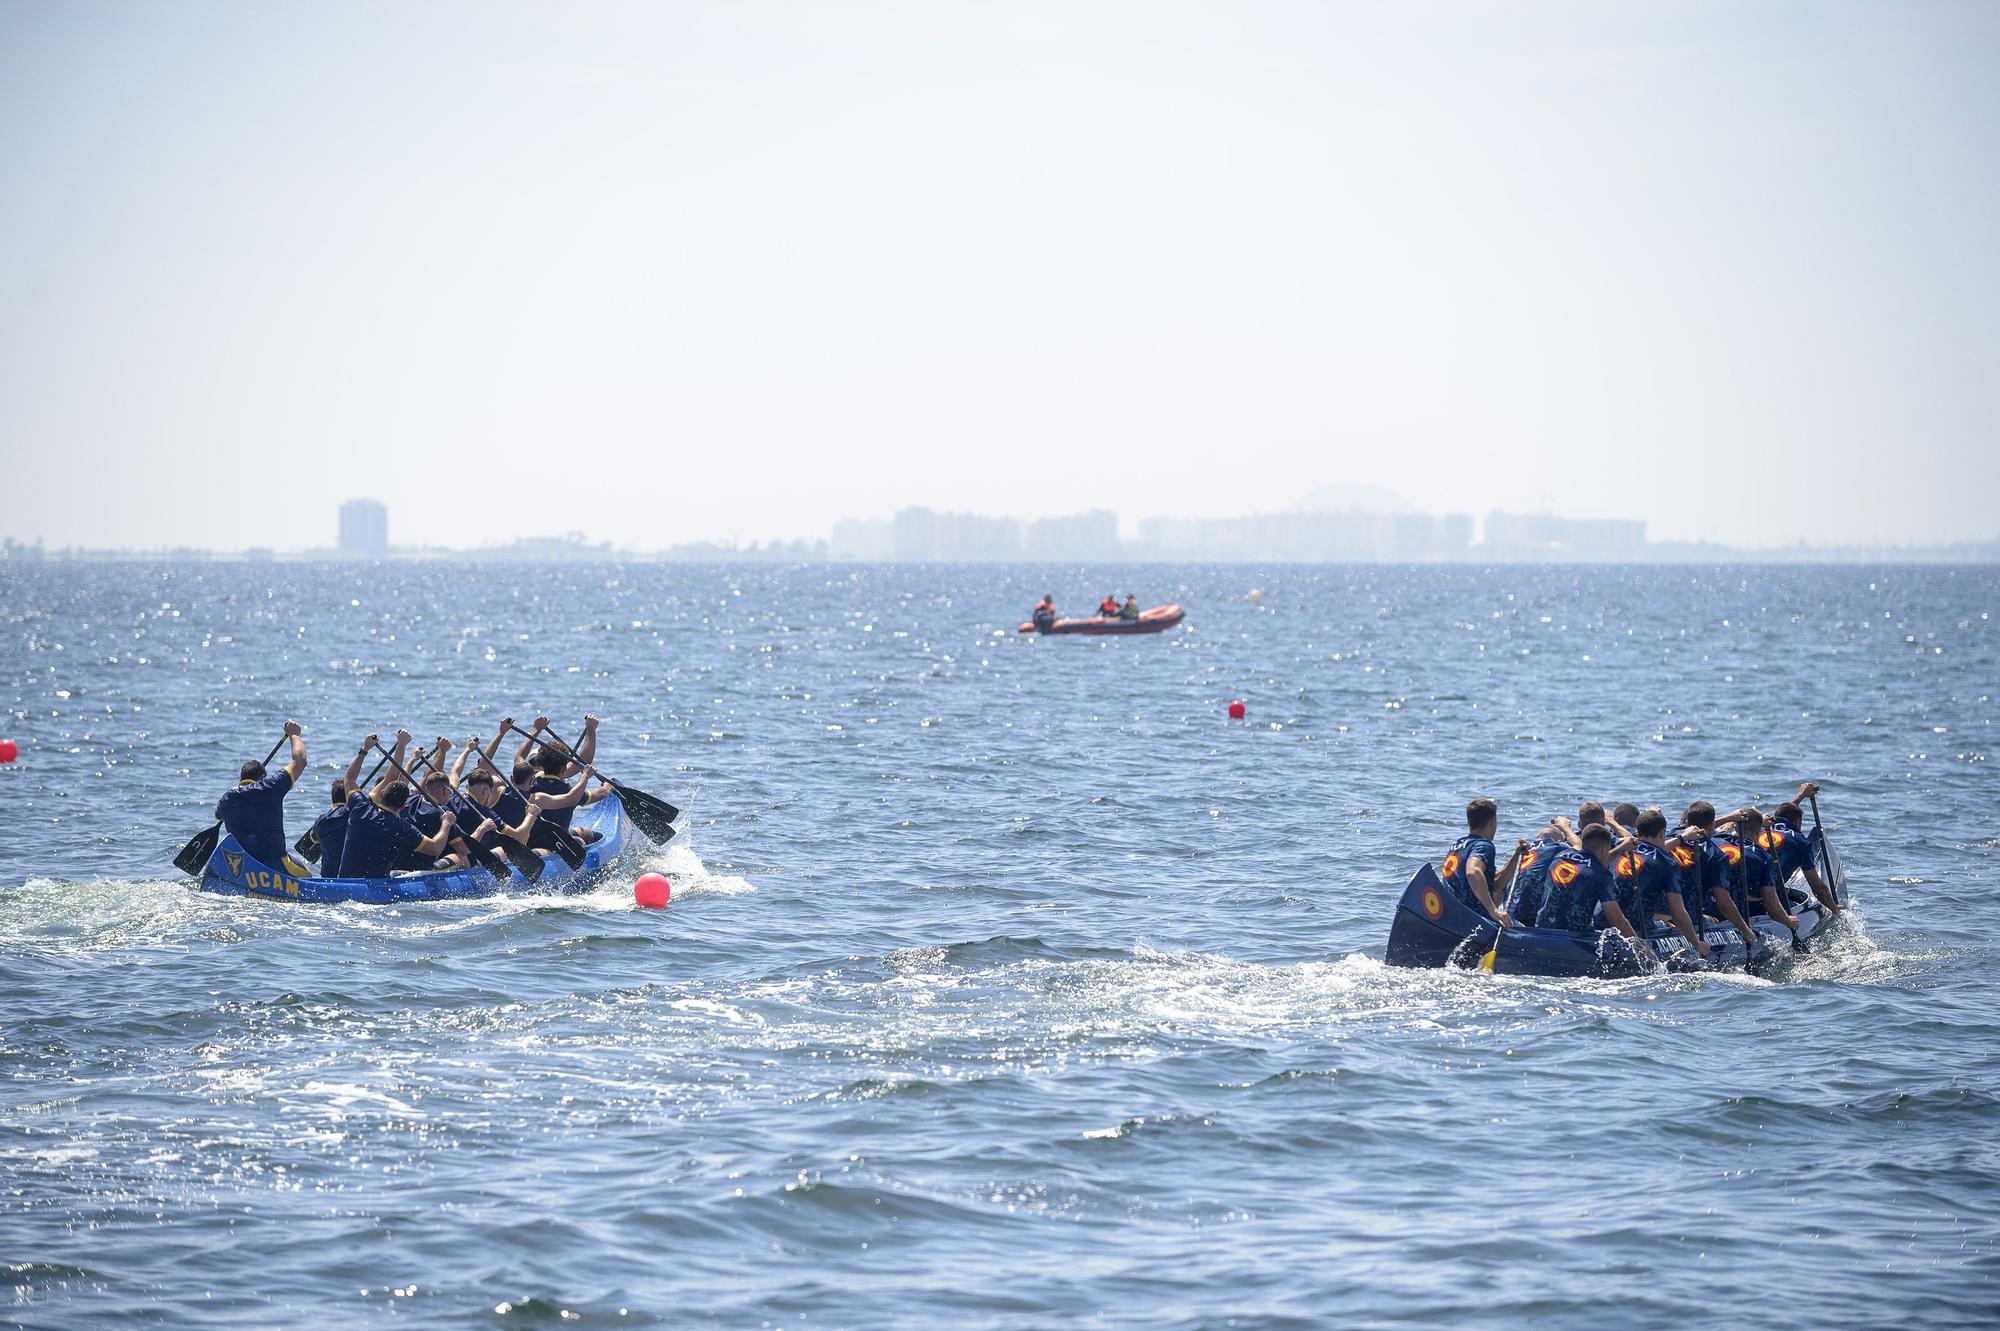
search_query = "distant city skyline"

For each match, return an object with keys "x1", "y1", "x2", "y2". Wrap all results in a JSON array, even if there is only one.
[{"x1": 5, "y1": 490, "x2": 1997, "y2": 564}]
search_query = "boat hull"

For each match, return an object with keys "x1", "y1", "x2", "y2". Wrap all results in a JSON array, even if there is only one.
[
  {"x1": 1018, "y1": 604, "x2": 1186, "y2": 636},
  {"x1": 194, "y1": 790, "x2": 640, "y2": 904},
  {"x1": 1384, "y1": 826, "x2": 1847, "y2": 977}
]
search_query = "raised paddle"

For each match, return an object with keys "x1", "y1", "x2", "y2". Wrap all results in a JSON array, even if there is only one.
[
  {"x1": 408, "y1": 747, "x2": 546, "y2": 884},
  {"x1": 173, "y1": 734, "x2": 287, "y2": 875},
  {"x1": 371, "y1": 744, "x2": 511, "y2": 883},
  {"x1": 1808, "y1": 791, "x2": 1843, "y2": 908},
  {"x1": 295, "y1": 749, "x2": 392, "y2": 864},
  {"x1": 514, "y1": 721, "x2": 679, "y2": 844}
]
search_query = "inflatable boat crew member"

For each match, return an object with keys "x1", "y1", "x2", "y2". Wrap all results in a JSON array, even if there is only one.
[
  {"x1": 1098, "y1": 594, "x2": 1120, "y2": 618},
  {"x1": 1677, "y1": 800, "x2": 1758, "y2": 956},
  {"x1": 1535, "y1": 824, "x2": 1645, "y2": 944},
  {"x1": 1715, "y1": 808, "x2": 1799, "y2": 933},
  {"x1": 214, "y1": 719, "x2": 312, "y2": 875},
  {"x1": 1441, "y1": 798, "x2": 1525, "y2": 926},
  {"x1": 339, "y1": 779, "x2": 455, "y2": 879},
  {"x1": 1765, "y1": 782, "x2": 1840, "y2": 917},
  {"x1": 1613, "y1": 808, "x2": 1711, "y2": 960},
  {"x1": 1119, "y1": 595, "x2": 1141, "y2": 621},
  {"x1": 1032, "y1": 596, "x2": 1056, "y2": 632},
  {"x1": 1504, "y1": 817, "x2": 1575, "y2": 929},
  {"x1": 310, "y1": 732, "x2": 379, "y2": 877}
]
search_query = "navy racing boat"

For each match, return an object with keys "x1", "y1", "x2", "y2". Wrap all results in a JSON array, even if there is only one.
[
  {"x1": 194, "y1": 789, "x2": 639, "y2": 905},
  {"x1": 1385, "y1": 821, "x2": 1848, "y2": 977}
]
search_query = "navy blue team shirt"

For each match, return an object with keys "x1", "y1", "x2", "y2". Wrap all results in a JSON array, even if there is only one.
[
  {"x1": 214, "y1": 769, "x2": 295, "y2": 869},
  {"x1": 1535, "y1": 848, "x2": 1617, "y2": 932},
  {"x1": 1440, "y1": 834, "x2": 1497, "y2": 912}
]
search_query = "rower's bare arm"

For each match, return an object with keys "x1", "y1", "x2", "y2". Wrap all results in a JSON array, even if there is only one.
[
  {"x1": 450, "y1": 742, "x2": 473, "y2": 785},
  {"x1": 416, "y1": 813, "x2": 455, "y2": 858},
  {"x1": 485, "y1": 717, "x2": 512, "y2": 762},
  {"x1": 1466, "y1": 861, "x2": 1509, "y2": 925},
  {"x1": 1495, "y1": 839, "x2": 1529, "y2": 893},
  {"x1": 1602, "y1": 899, "x2": 1640, "y2": 941},
  {"x1": 282, "y1": 721, "x2": 306, "y2": 780},
  {"x1": 341, "y1": 734, "x2": 375, "y2": 791},
  {"x1": 577, "y1": 715, "x2": 599, "y2": 769},
  {"x1": 503, "y1": 805, "x2": 540, "y2": 844},
  {"x1": 1760, "y1": 882, "x2": 1800, "y2": 931},
  {"x1": 515, "y1": 717, "x2": 548, "y2": 766},
  {"x1": 1665, "y1": 892, "x2": 1708, "y2": 955},
  {"x1": 531, "y1": 777, "x2": 592, "y2": 811},
  {"x1": 1711, "y1": 889, "x2": 1757, "y2": 952}
]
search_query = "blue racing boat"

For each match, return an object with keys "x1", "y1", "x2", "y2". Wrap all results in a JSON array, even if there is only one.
[
  {"x1": 1384, "y1": 822, "x2": 1848, "y2": 977},
  {"x1": 195, "y1": 790, "x2": 639, "y2": 905}
]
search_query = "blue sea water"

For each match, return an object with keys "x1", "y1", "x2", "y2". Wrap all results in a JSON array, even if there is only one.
[{"x1": 1, "y1": 560, "x2": 1996, "y2": 1329}]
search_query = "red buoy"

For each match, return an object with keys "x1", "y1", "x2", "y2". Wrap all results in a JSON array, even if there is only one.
[
  {"x1": 0, "y1": 738, "x2": 16, "y2": 764},
  {"x1": 633, "y1": 873, "x2": 671, "y2": 909},
  {"x1": 1227, "y1": 700, "x2": 1246, "y2": 720}
]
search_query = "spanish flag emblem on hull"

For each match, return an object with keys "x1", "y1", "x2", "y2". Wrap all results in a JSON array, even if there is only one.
[{"x1": 1421, "y1": 888, "x2": 1445, "y2": 920}]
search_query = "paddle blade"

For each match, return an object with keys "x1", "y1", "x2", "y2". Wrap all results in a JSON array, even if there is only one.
[
  {"x1": 544, "y1": 825, "x2": 587, "y2": 871},
  {"x1": 173, "y1": 822, "x2": 222, "y2": 876},
  {"x1": 612, "y1": 781, "x2": 680, "y2": 843},
  {"x1": 502, "y1": 841, "x2": 546, "y2": 883},
  {"x1": 467, "y1": 839, "x2": 510, "y2": 882},
  {"x1": 1478, "y1": 949, "x2": 1497, "y2": 973},
  {"x1": 294, "y1": 828, "x2": 322, "y2": 864}
]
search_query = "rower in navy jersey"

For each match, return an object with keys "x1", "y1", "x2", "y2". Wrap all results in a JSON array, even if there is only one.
[
  {"x1": 461, "y1": 767, "x2": 540, "y2": 846},
  {"x1": 1533, "y1": 824, "x2": 1644, "y2": 945},
  {"x1": 529, "y1": 744, "x2": 611, "y2": 844},
  {"x1": 506, "y1": 715, "x2": 611, "y2": 843},
  {"x1": 213, "y1": 719, "x2": 309, "y2": 874},
  {"x1": 1762, "y1": 782, "x2": 1841, "y2": 917},
  {"x1": 465, "y1": 734, "x2": 587, "y2": 859},
  {"x1": 309, "y1": 732, "x2": 379, "y2": 877},
  {"x1": 1676, "y1": 800, "x2": 1758, "y2": 957},
  {"x1": 1439, "y1": 798, "x2": 1525, "y2": 925},
  {"x1": 1610, "y1": 808, "x2": 1710, "y2": 960},
  {"x1": 339, "y1": 779, "x2": 455, "y2": 879},
  {"x1": 1713, "y1": 807, "x2": 1799, "y2": 932},
  {"x1": 402, "y1": 745, "x2": 496, "y2": 871},
  {"x1": 1505, "y1": 818, "x2": 1575, "y2": 930}
]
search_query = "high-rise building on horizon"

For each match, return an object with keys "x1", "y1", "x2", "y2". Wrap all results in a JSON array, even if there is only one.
[{"x1": 339, "y1": 499, "x2": 388, "y2": 558}]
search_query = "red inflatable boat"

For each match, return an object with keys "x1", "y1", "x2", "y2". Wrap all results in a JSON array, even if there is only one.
[{"x1": 1017, "y1": 604, "x2": 1186, "y2": 636}]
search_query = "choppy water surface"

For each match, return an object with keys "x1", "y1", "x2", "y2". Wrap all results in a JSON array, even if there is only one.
[{"x1": 2, "y1": 561, "x2": 1996, "y2": 1328}]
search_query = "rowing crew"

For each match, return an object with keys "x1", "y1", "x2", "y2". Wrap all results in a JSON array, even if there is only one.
[
  {"x1": 1437, "y1": 784, "x2": 1841, "y2": 960},
  {"x1": 213, "y1": 716, "x2": 611, "y2": 878}
]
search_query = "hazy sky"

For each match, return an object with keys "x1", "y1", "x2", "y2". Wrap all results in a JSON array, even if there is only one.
[{"x1": 2, "y1": 1, "x2": 1995, "y2": 552}]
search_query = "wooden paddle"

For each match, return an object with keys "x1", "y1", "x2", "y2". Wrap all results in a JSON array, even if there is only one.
[
  {"x1": 510, "y1": 721, "x2": 679, "y2": 844},
  {"x1": 173, "y1": 735, "x2": 287, "y2": 875}
]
